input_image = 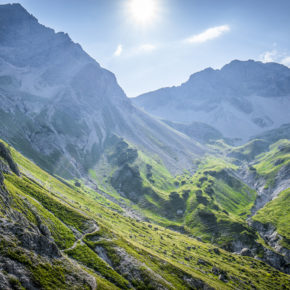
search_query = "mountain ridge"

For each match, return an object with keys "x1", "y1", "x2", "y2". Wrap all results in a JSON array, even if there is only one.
[
  {"x1": 133, "y1": 59, "x2": 290, "y2": 141},
  {"x1": 0, "y1": 4, "x2": 290, "y2": 289}
]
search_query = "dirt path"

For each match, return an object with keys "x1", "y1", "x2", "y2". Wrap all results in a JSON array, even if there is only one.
[{"x1": 62, "y1": 223, "x2": 100, "y2": 252}]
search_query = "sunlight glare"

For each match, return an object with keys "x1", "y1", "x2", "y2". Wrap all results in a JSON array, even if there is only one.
[{"x1": 129, "y1": 0, "x2": 157, "y2": 25}]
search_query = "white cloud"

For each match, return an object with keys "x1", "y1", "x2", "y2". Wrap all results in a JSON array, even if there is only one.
[
  {"x1": 260, "y1": 50, "x2": 277, "y2": 63},
  {"x1": 114, "y1": 44, "x2": 123, "y2": 56},
  {"x1": 259, "y1": 49, "x2": 290, "y2": 67},
  {"x1": 281, "y1": 56, "x2": 290, "y2": 67},
  {"x1": 186, "y1": 25, "x2": 230, "y2": 44},
  {"x1": 113, "y1": 43, "x2": 156, "y2": 58}
]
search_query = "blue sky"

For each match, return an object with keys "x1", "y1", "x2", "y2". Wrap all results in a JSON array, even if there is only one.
[{"x1": 1, "y1": 0, "x2": 290, "y2": 97}]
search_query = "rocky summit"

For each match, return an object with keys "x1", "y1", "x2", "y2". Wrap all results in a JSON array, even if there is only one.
[{"x1": 0, "y1": 3, "x2": 202, "y2": 179}]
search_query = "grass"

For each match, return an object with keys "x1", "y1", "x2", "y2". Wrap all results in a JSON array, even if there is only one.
[
  {"x1": 253, "y1": 188, "x2": 290, "y2": 249},
  {"x1": 4, "y1": 177, "x2": 76, "y2": 249},
  {"x1": 253, "y1": 139, "x2": 290, "y2": 189},
  {"x1": 4, "y1": 174, "x2": 90, "y2": 232},
  {"x1": 228, "y1": 139, "x2": 269, "y2": 161},
  {"x1": 65, "y1": 243, "x2": 130, "y2": 289},
  {"x1": 0, "y1": 239, "x2": 91, "y2": 290},
  {"x1": 1, "y1": 139, "x2": 290, "y2": 289},
  {"x1": 173, "y1": 156, "x2": 257, "y2": 245}
]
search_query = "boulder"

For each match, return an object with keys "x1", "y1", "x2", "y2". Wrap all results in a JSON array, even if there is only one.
[{"x1": 240, "y1": 248, "x2": 253, "y2": 257}]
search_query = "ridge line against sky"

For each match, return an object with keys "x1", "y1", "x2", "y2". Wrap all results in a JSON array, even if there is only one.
[{"x1": 0, "y1": 0, "x2": 290, "y2": 97}]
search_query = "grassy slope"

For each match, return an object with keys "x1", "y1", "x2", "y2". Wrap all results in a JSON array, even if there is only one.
[
  {"x1": 249, "y1": 140, "x2": 290, "y2": 249},
  {"x1": 221, "y1": 138, "x2": 290, "y2": 251},
  {"x1": 91, "y1": 140, "x2": 260, "y2": 248},
  {"x1": 1, "y1": 140, "x2": 289, "y2": 289},
  {"x1": 253, "y1": 188, "x2": 290, "y2": 242},
  {"x1": 181, "y1": 156, "x2": 256, "y2": 246},
  {"x1": 253, "y1": 139, "x2": 290, "y2": 189}
]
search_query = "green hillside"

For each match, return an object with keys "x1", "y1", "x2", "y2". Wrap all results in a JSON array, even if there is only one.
[
  {"x1": 1, "y1": 140, "x2": 290, "y2": 289},
  {"x1": 253, "y1": 188, "x2": 290, "y2": 249}
]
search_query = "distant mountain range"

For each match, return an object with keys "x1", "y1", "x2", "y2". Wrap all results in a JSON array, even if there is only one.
[{"x1": 133, "y1": 60, "x2": 290, "y2": 142}]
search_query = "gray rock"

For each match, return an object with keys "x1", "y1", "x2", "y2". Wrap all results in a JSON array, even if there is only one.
[
  {"x1": 94, "y1": 246, "x2": 112, "y2": 267},
  {"x1": 0, "y1": 142, "x2": 20, "y2": 176},
  {"x1": 213, "y1": 248, "x2": 220, "y2": 255},
  {"x1": 240, "y1": 248, "x2": 253, "y2": 257},
  {"x1": 219, "y1": 273, "x2": 228, "y2": 283}
]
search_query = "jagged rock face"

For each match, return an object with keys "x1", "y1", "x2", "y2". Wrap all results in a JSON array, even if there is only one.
[
  {"x1": 0, "y1": 4, "x2": 203, "y2": 179},
  {"x1": 0, "y1": 144, "x2": 59, "y2": 259},
  {"x1": 237, "y1": 162, "x2": 290, "y2": 215},
  {"x1": 133, "y1": 60, "x2": 290, "y2": 141},
  {"x1": 0, "y1": 142, "x2": 20, "y2": 176},
  {"x1": 250, "y1": 220, "x2": 290, "y2": 273}
]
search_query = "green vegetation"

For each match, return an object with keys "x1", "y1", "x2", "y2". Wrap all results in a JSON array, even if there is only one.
[
  {"x1": 253, "y1": 188, "x2": 290, "y2": 248},
  {"x1": 4, "y1": 177, "x2": 76, "y2": 249},
  {"x1": 253, "y1": 139, "x2": 290, "y2": 189},
  {"x1": 228, "y1": 139, "x2": 269, "y2": 161},
  {"x1": 65, "y1": 243, "x2": 129, "y2": 289},
  {"x1": 4, "y1": 174, "x2": 90, "y2": 231},
  {"x1": 0, "y1": 139, "x2": 289, "y2": 289},
  {"x1": 0, "y1": 239, "x2": 91, "y2": 289}
]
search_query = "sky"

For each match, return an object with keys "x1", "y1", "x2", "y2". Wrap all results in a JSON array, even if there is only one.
[{"x1": 1, "y1": 0, "x2": 290, "y2": 97}]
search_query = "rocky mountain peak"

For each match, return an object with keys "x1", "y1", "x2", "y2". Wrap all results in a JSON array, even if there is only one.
[
  {"x1": 133, "y1": 59, "x2": 290, "y2": 141},
  {"x1": 0, "y1": 3, "x2": 126, "y2": 103},
  {"x1": 0, "y1": 3, "x2": 36, "y2": 24},
  {"x1": 0, "y1": 3, "x2": 202, "y2": 178}
]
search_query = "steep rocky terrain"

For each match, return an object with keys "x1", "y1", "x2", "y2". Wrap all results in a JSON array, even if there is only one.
[
  {"x1": 163, "y1": 120, "x2": 224, "y2": 144},
  {"x1": 133, "y1": 60, "x2": 290, "y2": 141},
  {"x1": 0, "y1": 143, "x2": 97, "y2": 289}
]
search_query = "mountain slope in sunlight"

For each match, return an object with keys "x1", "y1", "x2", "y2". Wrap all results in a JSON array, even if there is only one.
[{"x1": 1, "y1": 140, "x2": 290, "y2": 289}]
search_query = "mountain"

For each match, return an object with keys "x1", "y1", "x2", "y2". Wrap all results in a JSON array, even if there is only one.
[
  {"x1": 163, "y1": 120, "x2": 224, "y2": 144},
  {"x1": 0, "y1": 3, "x2": 202, "y2": 181},
  {"x1": 1, "y1": 4, "x2": 290, "y2": 289},
  {"x1": 133, "y1": 60, "x2": 290, "y2": 141}
]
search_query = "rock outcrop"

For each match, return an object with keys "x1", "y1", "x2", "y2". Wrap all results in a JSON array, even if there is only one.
[{"x1": 0, "y1": 142, "x2": 96, "y2": 289}]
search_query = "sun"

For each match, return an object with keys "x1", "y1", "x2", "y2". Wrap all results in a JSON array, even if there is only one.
[{"x1": 129, "y1": 0, "x2": 157, "y2": 25}]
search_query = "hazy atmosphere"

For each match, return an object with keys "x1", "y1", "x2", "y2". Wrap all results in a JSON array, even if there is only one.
[
  {"x1": 0, "y1": 1, "x2": 289, "y2": 289},
  {"x1": 1, "y1": 0, "x2": 290, "y2": 96}
]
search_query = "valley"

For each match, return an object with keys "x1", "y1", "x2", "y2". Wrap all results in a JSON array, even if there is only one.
[
  {"x1": 0, "y1": 3, "x2": 289, "y2": 289},
  {"x1": 1, "y1": 138, "x2": 290, "y2": 289}
]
